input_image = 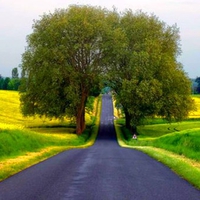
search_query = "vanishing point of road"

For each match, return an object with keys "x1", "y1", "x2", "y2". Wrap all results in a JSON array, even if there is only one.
[{"x1": 0, "y1": 94, "x2": 200, "y2": 200}]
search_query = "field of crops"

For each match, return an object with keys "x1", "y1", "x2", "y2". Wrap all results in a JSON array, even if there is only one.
[
  {"x1": 0, "y1": 90, "x2": 100, "y2": 181},
  {"x1": 0, "y1": 90, "x2": 94, "y2": 131},
  {"x1": 189, "y1": 95, "x2": 200, "y2": 118}
]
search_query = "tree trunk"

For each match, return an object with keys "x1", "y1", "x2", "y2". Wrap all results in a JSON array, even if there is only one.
[
  {"x1": 124, "y1": 108, "x2": 131, "y2": 130},
  {"x1": 124, "y1": 108, "x2": 137, "y2": 134},
  {"x1": 131, "y1": 125, "x2": 137, "y2": 134},
  {"x1": 76, "y1": 92, "x2": 87, "y2": 135}
]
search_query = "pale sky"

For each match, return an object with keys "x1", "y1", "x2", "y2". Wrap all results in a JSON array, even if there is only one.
[{"x1": 0, "y1": 0, "x2": 199, "y2": 78}]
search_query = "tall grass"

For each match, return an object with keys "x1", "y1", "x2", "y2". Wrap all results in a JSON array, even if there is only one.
[
  {"x1": 117, "y1": 117, "x2": 200, "y2": 161},
  {"x1": 0, "y1": 128, "x2": 88, "y2": 161},
  {"x1": 127, "y1": 128, "x2": 200, "y2": 161},
  {"x1": 154, "y1": 129, "x2": 200, "y2": 160}
]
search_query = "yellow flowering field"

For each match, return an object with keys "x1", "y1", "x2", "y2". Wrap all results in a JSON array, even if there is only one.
[
  {"x1": 113, "y1": 95, "x2": 200, "y2": 119},
  {"x1": 0, "y1": 90, "x2": 97, "y2": 131},
  {"x1": 0, "y1": 91, "x2": 22, "y2": 126},
  {"x1": 189, "y1": 96, "x2": 200, "y2": 118},
  {"x1": 0, "y1": 91, "x2": 73, "y2": 131},
  {"x1": 1, "y1": 90, "x2": 199, "y2": 131}
]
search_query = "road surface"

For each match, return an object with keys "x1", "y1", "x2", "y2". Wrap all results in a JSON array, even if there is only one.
[{"x1": 0, "y1": 94, "x2": 200, "y2": 200}]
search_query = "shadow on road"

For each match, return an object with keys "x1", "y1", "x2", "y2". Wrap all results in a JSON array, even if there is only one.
[{"x1": 96, "y1": 124, "x2": 117, "y2": 141}]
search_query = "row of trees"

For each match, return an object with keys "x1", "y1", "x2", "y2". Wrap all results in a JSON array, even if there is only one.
[
  {"x1": 20, "y1": 5, "x2": 194, "y2": 134},
  {"x1": 195, "y1": 77, "x2": 200, "y2": 93},
  {"x1": 0, "y1": 68, "x2": 21, "y2": 90}
]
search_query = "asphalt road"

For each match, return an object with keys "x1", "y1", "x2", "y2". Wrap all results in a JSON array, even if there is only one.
[{"x1": 0, "y1": 94, "x2": 200, "y2": 200}]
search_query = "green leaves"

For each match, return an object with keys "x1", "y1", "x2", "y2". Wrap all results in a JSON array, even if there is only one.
[
  {"x1": 107, "y1": 10, "x2": 194, "y2": 129},
  {"x1": 20, "y1": 5, "x2": 116, "y2": 134},
  {"x1": 20, "y1": 5, "x2": 194, "y2": 133},
  {"x1": 120, "y1": 78, "x2": 163, "y2": 125}
]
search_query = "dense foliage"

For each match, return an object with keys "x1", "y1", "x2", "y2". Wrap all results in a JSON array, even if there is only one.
[
  {"x1": 107, "y1": 10, "x2": 194, "y2": 132},
  {"x1": 0, "y1": 68, "x2": 21, "y2": 90},
  {"x1": 20, "y1": 5, "x2": 108, "y2": 134},
  {"x1": 195, "y1": 77, "x2": 200, "y2": 93},
  {"x1": 20, "y1": 5, "x2": 194, "y2": 134}
]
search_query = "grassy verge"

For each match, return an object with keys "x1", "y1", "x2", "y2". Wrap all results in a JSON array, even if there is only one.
[
  {"x1": 113, "y1": 95, "x2": 200, "y2": 189},
  {"x1": 0, "y1": 128, "x2": 88, "y2": 160},
  {"x1": 116, "y1": 120, "x2": 200, "y2": 161},
  {"x1": 0, "y1": 146, "x2": 69, "y2": 181},
  {"x1": 0, "y1": 92, "x2": 102, "y2": 181},
  {"x1": 115, "y1": 121, "x2": 200, "y2": 189}
]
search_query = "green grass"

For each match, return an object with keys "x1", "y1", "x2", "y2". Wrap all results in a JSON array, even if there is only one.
[
  {"x1": 115, "y1": 121, "x2": 200, "y2": 189},
  {"x1": 127, "y1": 128, "x2": 200, "y2": 161},
  {"x1": 0, "y1": 124, "x2": 98, "y2": 181},
  {"x1": 138, "y1": 121, "x2": 200, "y2": 137},
  {"x1": 115, "y1": 104, "x2": 200, "y2": 189},
  {"x1": 0, "y1": 128, "x2": 89, "y2": 161},
  {"x1": 0, "y1": 90, "x2": 102, "y2": 181},
  {"x1": 116, "y1": 118, "x2": 200, "y2": 161}
]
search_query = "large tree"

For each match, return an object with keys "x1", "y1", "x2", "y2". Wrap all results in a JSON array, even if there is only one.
[
  {"x1": 20, "y1": 5, "x2": 108, "y2": 134},
  {"x1": 107, "y1": 10, "x2": 194, "y2": 132},
  {"x1": 20, "y1": 6, "x2": 194, "y2": 134}
]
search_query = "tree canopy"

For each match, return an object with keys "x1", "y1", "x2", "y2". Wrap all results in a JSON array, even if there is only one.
[
  {"x1": 106, "y1": 10, "x2": 194, "y2": 131},
  {"x1": 20, "y1": 5, "x2": 110, "y2": 134},
  {"x1": 20, "y1": 5, "x2": 194, "y2": 134}
]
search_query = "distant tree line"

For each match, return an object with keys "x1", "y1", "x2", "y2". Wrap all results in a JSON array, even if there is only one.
[
  {"x1": 0, "y1": 67, "x2": 21, "y2": 90},
  {"x1": 195, "y1": 77, "x2": 200, "y2": 94}
]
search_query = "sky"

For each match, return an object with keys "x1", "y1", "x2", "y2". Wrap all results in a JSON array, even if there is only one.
[{"x1": 0, "y1": 0, "x2": 199, "y2": 78}]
